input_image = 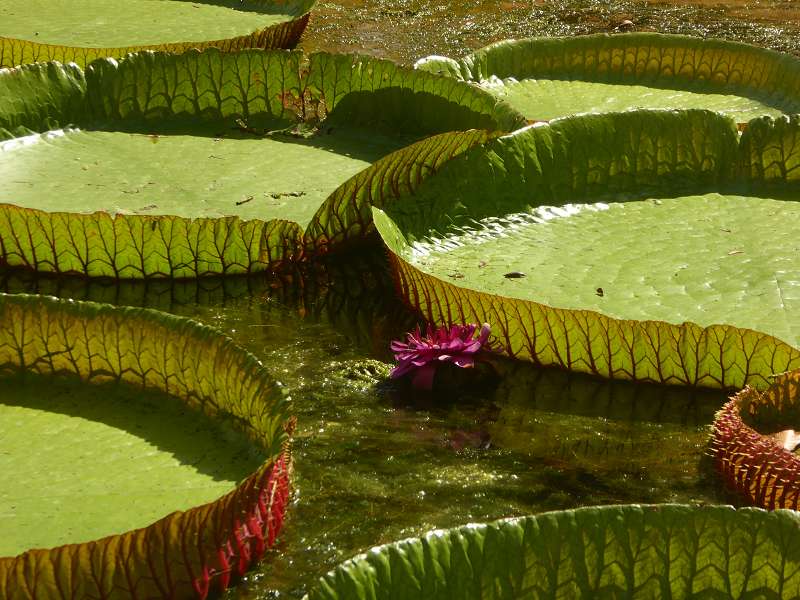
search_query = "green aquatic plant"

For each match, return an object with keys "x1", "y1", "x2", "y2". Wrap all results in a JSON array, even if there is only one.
[
  {"x1": 0, "y1": 293, "x2": 290, "y2": 599},
  {"x1": 372, "y1": 109, "x2": 800, "y2": 390},
  {"x1": 415, "y1": 33, "x2": 800, "y2": 124},
  {"x1": 0, "y1": 48, "x2": 523, "y2": 278},
  {"x1": 304, "y1": 504, "x2": 800, "y2": 599},
  {"x1": 5, "y1": 7, "x2": 800, "y2": 600},
  {"x1": 0, "y1": 0, "x2": 317, "y2": 69}
]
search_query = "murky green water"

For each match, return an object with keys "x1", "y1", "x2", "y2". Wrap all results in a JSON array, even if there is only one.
[{"x1": 2, "y1": 254, "x2": 735, "y2": 598}]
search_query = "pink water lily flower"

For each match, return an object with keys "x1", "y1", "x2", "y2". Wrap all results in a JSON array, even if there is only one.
[{"x1": 390, "y1": 323, "x2": 491, "y2": 390}]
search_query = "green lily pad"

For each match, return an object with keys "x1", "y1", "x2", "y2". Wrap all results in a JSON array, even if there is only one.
[
  {"x1": 1, "y1": 126, "x2": 400, "y2": 223},
  {"x1": 373, "y1": 110, "x2": 800, "y2": 390},
  {"x1": 0, "y1": 376, "x2": 264, "y2": 557},
  {"x1": 410, "y1": 193, "x2": 800, "y2": 340},
  {"x1": 305, "y1": 505, "x2": 800, "y2": 599},
  {"x1": 416, "y1": 33, "x2": 800, "y2": 124},
  {"x1": 0, "y1": 293, "x2": 290, "y2": 599},
  {"x1": 713, "y1": 367, "x2": 800, "y2": 510},
  {"x1": 0, "y1": 48, "x2": 521, "y2": 278},
  {"x1": 0, "y1": 0, "x2": 316, "y2": 68}
]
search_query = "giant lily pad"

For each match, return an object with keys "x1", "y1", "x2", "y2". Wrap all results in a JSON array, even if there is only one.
[
  {"x1": 416, "y1": 33, "x2": 800, "y2": 124},
  {"x1": 0, "y1": 293, "x2": 291, "y2": 599},
  {"x1": 712, "y1": 367, "x2": 800, "y2": 510},
  {"x1": 0, "y1": 0, "x2": 316, "y2": 69},
  {"x1": 305, "y1": 505, "x2": 800, "y2": 599},
  {"x1": 0, "y1": 48, "x2": 523, "y2": 278},
  {"x1": 374, "y1": 110, "x2": 800, "y2": 390}
]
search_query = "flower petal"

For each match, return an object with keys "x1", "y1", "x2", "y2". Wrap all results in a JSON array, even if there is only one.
[
  {"x1": 411, "y1": 364, "x2": 437, "y2": 391},
  {"x1": 477, "y1": 323, "x2": 491, "y2": 344},
  {"x1": 390, "y1": 362, "x2": 415, "y2": 379}
]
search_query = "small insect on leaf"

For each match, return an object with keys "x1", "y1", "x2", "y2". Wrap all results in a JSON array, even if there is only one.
[
  {"x1": 596, "y1": 287, "x2": 604, "y2": 297},
  {"x1": 504, "y1": 272, "x2": 526, "y2": 279}
]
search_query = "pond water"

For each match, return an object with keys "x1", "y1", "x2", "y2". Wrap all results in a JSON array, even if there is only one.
[{"x1": 2, "y1": 254, "x2": 734, "y2": 598}]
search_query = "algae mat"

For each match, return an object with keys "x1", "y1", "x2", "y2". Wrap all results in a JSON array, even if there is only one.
[
  {"x1": 0, "y1": 376, "x2": 264, "y2": 557},
  {"x1": 298, "y1": 0, "x2": 800, "y2": 65}
]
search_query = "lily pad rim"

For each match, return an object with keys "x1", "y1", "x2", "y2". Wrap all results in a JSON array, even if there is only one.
[
  {"x1": 0, "y1": 291, "x2": 289, "y2": 560},
  {"x1": 302, "y1": 502, "x2": 790, "y2": 600},
  {"x1": 371, "y1": 190, "x2": 800, "y2": 356},
  {"x1": 0, "y1": 0, "x2": 318, "y2": 57},
  {"x1": 0, "y1": 46, "x2": 523, "y2": 278},
  {"x1": 417, "y1": 30, "x2": 800, "y2": 76}
]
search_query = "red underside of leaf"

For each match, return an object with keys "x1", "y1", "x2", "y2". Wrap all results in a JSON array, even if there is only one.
[
  {"x1": 0, "y1": 450, "x2": 291, "y2": 600},
  {"x1": 193, "y1": 451, "x2": 291, "y2": 599},
  {"x1": 712, "y1": 393, "x2": 800, "y2": 509}
]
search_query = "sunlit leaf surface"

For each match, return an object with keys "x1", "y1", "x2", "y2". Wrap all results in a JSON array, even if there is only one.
[
  {"x1": 306, "y1": 505, "x2": 800, "y2": 599},
  {"x1": 416, "y1": 33, "x2": 800, "y2": 123},
  {"x1": 374, "y1": 110, "x2": 800, "y2": 389},
  {"x1": 0, "y1": 0, "x2": 317, "y2": 68},
  {"x1": 0, "y1": 48, "x2": 522, "y2": 278}
]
